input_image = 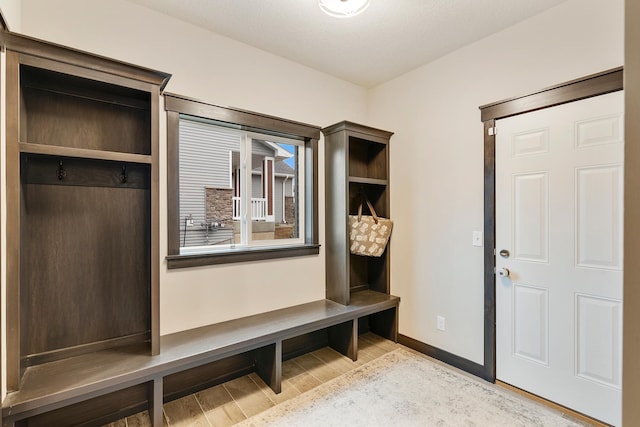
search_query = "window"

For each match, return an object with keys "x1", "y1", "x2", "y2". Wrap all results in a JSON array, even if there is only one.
[{"x1": 165, "y1": 94, "x2": 320, "y2": 268}]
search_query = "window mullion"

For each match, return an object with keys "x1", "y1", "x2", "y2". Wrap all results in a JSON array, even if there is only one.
[
  {"x1": 298, "y1": 144, "x2": 306, "y2": 242},
  {"x1": 241, "y1": 133, "x2": 251, "y2": 246}
]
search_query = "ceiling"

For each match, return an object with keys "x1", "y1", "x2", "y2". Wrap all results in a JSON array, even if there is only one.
[{"x1": 126, "y1": 0, "x2": 568, "y2": 88}]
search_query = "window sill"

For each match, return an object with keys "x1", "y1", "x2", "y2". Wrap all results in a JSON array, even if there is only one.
[{"x1": 166, "y1": 244, "x2": 321, "y2": 269}]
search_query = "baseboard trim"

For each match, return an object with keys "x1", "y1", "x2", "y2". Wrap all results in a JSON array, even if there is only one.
[
  {"x1": 496, "y1": 381, "x2": 611, "y2": 427},
  {"x1": 398, "y1": 334, "x2": 486, "y2": 380}
]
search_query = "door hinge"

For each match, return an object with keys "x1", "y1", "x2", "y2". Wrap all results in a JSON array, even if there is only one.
[{"x1": 488, "y1": 127, "x2": 497, "y2": 136}]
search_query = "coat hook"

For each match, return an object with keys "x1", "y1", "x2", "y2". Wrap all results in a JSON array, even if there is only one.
[
  {"x1": 57, "y1": 160, "x2": 66, "y2": 181},
  {"x1": 120, "y1": 165, "x2": 128, "y2": 184}
]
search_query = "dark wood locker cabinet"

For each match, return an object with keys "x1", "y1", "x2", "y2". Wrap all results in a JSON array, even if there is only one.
[
  {"x1": 322, "y1": 121, "x2": 393, "y2": 305},
  {"x1": 3, "y1": 31, "x2": 170, "y2": 390}
]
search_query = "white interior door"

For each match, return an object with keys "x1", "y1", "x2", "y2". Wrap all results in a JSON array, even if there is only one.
[{"x1": 495, "y1": 91, "x2": 623, "y2": 426}]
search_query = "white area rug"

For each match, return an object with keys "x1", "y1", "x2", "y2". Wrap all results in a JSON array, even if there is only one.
[{"x1": 236, "y1": 348, "x2": 582, "y2": 427}]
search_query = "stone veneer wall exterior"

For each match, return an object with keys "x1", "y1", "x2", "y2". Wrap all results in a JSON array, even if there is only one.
[
  {"x1": 205, "y1": 187, "x2": 233, "y2": 225},
  {"x1": 284, "y1": 196, "x2": 295, "y2": 225}
]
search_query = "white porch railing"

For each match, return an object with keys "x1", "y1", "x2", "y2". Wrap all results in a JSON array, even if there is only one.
[{"x1": 233, "y1": 196, "x2": 267, "y2": 221}]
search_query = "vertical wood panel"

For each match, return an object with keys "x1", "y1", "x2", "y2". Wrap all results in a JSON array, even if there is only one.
[
  {"x1": 624, "y1": 1, "x2": 640, "y2": 424},
  {"x1": 255, "y1": 342, "x2": 281, "y2": 394},
  {"x1": 328, "y1": 320, "x2": 357, "y2": 361},
  {"x1": 1, "y1": 45, "x2": 3, "y2": 427},
  {"x1": 323, "y1": 131, "x2": 349, "y2": 304},
  {"x1": 6, "y1": 50, "x2": 22, "y2": 390},
  {"x1": 21, "y1": 184, "x2": 150, "y2": 357},
  {"x1": 150, "y1": 378, "x2": 163, "y2": 427},
  {"x1": 0, "y1": 38, "x2": 4, "y2": 427},
  {"x1": 151, "y1": 86, "x2": 160, "y2": 355},
  {"x1": 483, "y1": 119, "x2": 496, "y2": 382},
  {"x1": 369, "y1": 307, "x2": 398, "y2": 342},
  {"x1": 167, "y1": 111, "x2": 180, "y2": 256}
]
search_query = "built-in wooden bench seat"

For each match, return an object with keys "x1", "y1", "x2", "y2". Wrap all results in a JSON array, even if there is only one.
[{"x1": 2, "y1": 290, "x2": 399, "y2": 427}]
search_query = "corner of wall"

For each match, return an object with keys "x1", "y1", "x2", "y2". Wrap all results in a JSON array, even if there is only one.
[{"x1": 0, "y1": 0, "x2": 22, "y2": 32}]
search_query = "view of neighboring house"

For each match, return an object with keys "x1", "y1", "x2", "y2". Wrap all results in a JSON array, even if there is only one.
[{"x1": 178, "y1": 117, "x2": 298, "y2": 249}]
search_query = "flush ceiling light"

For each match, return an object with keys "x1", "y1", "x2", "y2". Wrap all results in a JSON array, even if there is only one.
[{"x1": 318, "y1": 0, "x2": 370, "y2": 18}]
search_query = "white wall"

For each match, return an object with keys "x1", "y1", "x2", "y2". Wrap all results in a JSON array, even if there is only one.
[
  {"x1": 367, "y1": 0, "x2": 624, "y2": 364},
  {"x1": 0, "y1": 0, "x2": 20, "y2": 31},
  {"x1": 18, "y1": 0, "x2": 368, "y2": 335}
]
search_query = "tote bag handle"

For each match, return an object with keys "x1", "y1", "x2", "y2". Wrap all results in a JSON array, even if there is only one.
[{"x1": 357, "y1": 196, "x2": 380, "y2": 224}]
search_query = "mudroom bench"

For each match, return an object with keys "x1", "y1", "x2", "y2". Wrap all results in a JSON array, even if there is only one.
[{"x1": 2, "y1": 290, "x2": 399, "y2": 427}]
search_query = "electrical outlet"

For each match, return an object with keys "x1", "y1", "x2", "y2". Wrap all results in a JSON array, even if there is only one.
[
  {"x1": 472, "y1": 231, "x2": 483, "y2": 247},
  {"x1": 437, "y1": 315, "x2": 446, "y2": 331}
]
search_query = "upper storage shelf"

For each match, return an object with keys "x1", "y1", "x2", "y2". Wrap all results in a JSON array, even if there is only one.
[
  {"x1": 19, "y1": 64, "x2": 152, "y2": 157},
  {"x1": 348, "y1": 136, "x2": 388, "y2": 181}
]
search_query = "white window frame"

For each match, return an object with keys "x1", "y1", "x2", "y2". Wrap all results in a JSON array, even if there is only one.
[{"x1": 179, "y1": 124, "x2": 305, "y2": 255}]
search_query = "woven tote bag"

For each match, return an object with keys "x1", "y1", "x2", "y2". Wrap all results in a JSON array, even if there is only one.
[{"x1": 348, "y1": 198, "x2": 393, "y2": 257}]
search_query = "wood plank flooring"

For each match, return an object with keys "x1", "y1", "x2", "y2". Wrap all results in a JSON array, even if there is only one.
[{"x1": 103, "y1": 333, "x2": 399, "y2": 427}]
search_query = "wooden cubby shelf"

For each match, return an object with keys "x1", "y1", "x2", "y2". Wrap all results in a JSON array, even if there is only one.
[
  {"x1": 323, "y1": 120, "x2": 397, "y2": 334},
  {"x1": 20, "y1": 63, "x2": 152, "y2": 156},
  {"x1": 348, "y1": 176, "x2": 388, "y2": 186},
  {"x1": 348, "y1": 135, "x2": 388, "y2": 181},
  {"x1": 3, "y1": 29, "x2": 170, "y2": 426}
]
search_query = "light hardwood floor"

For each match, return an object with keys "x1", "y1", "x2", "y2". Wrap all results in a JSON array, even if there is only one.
[
  {"x1": 103, "y1": 333, "x2": 599, "y2": 427},
  {"x1": 103, "y1": 333, "x2": 400, "y2": 427}
]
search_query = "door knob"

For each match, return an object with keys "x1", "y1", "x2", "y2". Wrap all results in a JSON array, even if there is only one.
[
  {"x1": 499, "y1": 249, "x2": 510, "y2": 258},
  {"x1": 497, "y1": 267, "x2": 510, "y2": 278}
]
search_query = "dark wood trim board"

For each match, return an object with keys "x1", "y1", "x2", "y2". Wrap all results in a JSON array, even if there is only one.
[
  {"x1": 164, "y1": 93, "x2": 321, "y2": 267},
  {"x1": 480, "y1": 67, "x2": 623, "y2": 121},
  {"x1": 478, "y1": 67, "x2": 623, "y2": 383},
  {"x1": 482, "y1": 119, "x2": 496, "y2": 382},
  {"x1": 5, "y1": 49, "x2": 20, "y2": 391},
  {"x1": 0, "y1": 24, "x2": 3, "y2": 427},
  {"x1": 398, "y1": 334, "x2": 486, "y2": 379},
  {"x1": 624, "y1": 2, "x2": 640, "y2": 423}
]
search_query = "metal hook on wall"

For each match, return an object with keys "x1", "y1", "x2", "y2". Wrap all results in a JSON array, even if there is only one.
[
  {"x1": 57, "y1": 160, "x2": 66, "y2": 181},
  {"x1": 120, "y1": 165, "x2": 128, "y2": 184}
]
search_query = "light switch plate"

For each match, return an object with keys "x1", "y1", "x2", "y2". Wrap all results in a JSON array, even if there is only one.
[{"x1": 472, "y1": 231, "x2": 483, "y2": 247}]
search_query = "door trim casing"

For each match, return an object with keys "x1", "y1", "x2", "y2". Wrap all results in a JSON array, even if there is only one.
[{"x1": 478, "y1": 67, "x2": 623, "y2": 382}]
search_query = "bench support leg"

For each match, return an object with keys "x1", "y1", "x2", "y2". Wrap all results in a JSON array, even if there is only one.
[
  {"x1": 328, "y1": 319, "x2": 358, "y2": 361},
  {"x1": 370, "y1": 307, "x2": 398, "y2": 342},
  {"x1": 149, "y1": 377, "x2": 163, "y2": 427},
  {"x1": 255, "y1": 342, "x2": 281, "y2": 394}
]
